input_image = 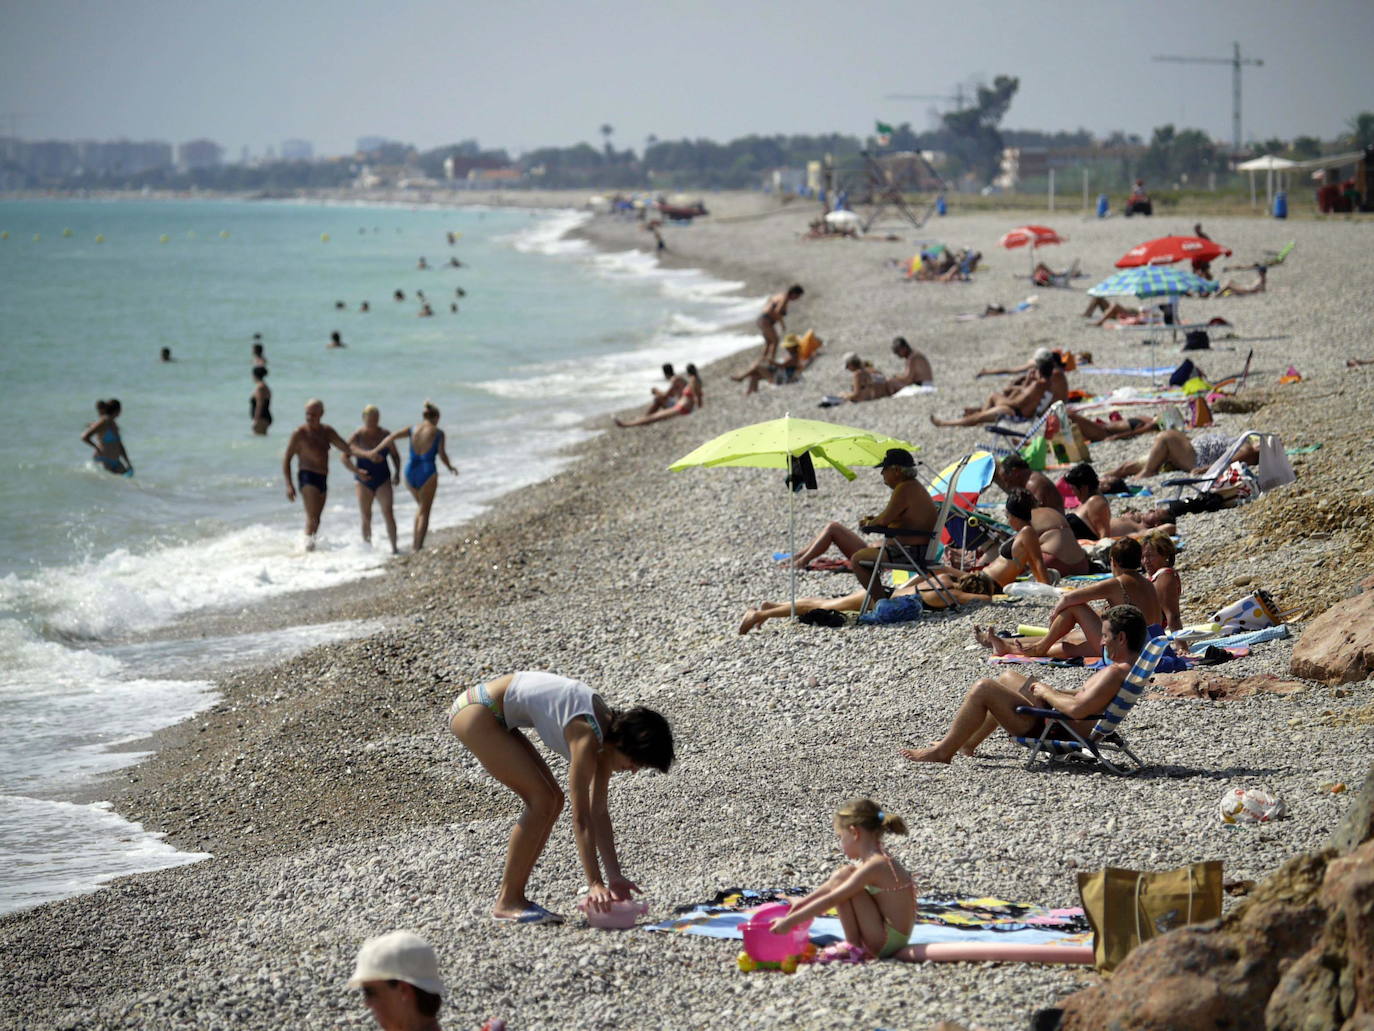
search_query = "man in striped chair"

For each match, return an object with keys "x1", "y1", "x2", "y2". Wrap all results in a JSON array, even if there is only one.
[{"x1": 902, "y1": 605, "x2": 1147, "y2": 764}]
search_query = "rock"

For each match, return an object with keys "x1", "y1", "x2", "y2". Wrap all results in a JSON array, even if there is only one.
[
  {"x1": 1326, "y1": 763, "x2": 1374, "y2": 853},
  {"x1": 1290, "y1": 590, "x2": 1374, "y2": 683},
  {"x1": 1150, "y1": 671, "x2": 1307, "y2": 700}
]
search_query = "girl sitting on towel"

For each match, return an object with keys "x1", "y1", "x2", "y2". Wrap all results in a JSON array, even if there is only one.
[
  {"x1": 771, "y1": 798, "x2": 917, "y2": 962},
  {"x1": 448, "y1": 672, "x2": 674, "y2": 925}
]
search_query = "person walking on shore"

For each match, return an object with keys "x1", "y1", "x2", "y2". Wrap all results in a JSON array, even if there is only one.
[
  {"x1": 448, "y1": 671, "x2": 674, "y2": 924},
  {"x1": 348, "y1": 930, "x2": 446, "y2": 1030},
  {"x1": 342, "y1": 405, "x2": 401, "y2": 553},
  {"x1": 282, "y1": 399, "x2": 353, "y2": 551},
  {"x1": 733, "y1": 284, "x2": 803, "y2": 394},
  {"x1": 363, "y1": 401, "x2": 457, "y2": 551},
  {"x1": 250, "y1": 367, "x2": 272, "y2": 435},
  {"x1": 82, "y1": 399, "x2": 133, "y2": 476}
]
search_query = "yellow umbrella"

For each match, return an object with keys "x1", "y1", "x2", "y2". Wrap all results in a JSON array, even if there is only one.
[{"x1": 670, "y1": 415, "x2": 916, "y2": 613}]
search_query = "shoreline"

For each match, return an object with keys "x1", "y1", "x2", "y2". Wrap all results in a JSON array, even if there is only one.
[{"x1": 3, "y1": 201, "x2": 1371, "y2": 1030}]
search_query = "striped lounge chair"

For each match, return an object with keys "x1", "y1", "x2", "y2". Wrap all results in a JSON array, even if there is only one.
[{"x1": 1010, "y1": 635, "x2": 1169, "y2": 776}]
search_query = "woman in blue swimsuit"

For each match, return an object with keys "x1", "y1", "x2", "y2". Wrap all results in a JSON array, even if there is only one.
[
  {"x1": 365, "y1": 401, "x2": 457, "y2": 551},
  {"x1": 81, "y1": 399, "x2": 133, "y2": 476},
  {"x1": 342, "y1": 405, "x2": 401, "y2": 553}
]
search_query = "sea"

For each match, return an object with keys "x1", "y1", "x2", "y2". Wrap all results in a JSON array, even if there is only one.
[{"x1": 0, "y1": 197, "x2": 758, "y2": 914}]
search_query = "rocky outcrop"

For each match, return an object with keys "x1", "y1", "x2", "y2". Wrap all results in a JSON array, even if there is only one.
[
  {"x1": 1047, "y1": 766, "x2": 1374, "y2": 1031},
  {"x1": 1151, "y1": 671, "x2": 1307, "y2": 700},
  {"x1": 1290, "y1": 590, "x2": 1374, "y2": 684}
]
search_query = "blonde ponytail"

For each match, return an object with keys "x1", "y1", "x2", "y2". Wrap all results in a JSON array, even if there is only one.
[{"x1": 835, "y1": 797, "x2": 908, "y2": 837}]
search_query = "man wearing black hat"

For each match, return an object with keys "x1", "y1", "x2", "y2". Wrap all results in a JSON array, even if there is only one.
[{"x1": 787, "y1": 449, "x2": 936, "y2": 589}]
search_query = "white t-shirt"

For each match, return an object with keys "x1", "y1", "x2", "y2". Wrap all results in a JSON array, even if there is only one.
[{"x1": 502, "y1": 671, "x2": 603, "y2": 761}]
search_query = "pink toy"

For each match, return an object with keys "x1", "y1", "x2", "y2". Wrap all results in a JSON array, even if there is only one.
[
  {"x1": 578, "y1": 897, "x2": 650, "y2": 929},
  {"x1": 737, "y1": 903, "x2": 815, "y2": 973}
]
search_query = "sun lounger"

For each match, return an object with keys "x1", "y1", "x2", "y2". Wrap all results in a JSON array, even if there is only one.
[{"x1": 1009, "y1": 636, "x2": 1169, "y2": 775}]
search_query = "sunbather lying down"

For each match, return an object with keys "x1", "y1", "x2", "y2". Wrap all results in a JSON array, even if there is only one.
[
  {"x1": 963, "y1": 489, "x2": 1093, "y2": 585},
  {"x1": 1108, "y1": 429, "x2": 1259, "y2": 479},
  {"x1": 975, "y1": 538, "x2": 1163, "y2": 660},
  {"x1": 902, "y1": 605, "x2": 1149, "y2": 764},
  {"x1": 738, "y1": 572, "x2": 997, "y2": 634}
]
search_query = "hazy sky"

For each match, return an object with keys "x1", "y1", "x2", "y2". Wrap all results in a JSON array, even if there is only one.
[{"x1": 3, "y1": 0, "x2": 1371, "y2": 157}]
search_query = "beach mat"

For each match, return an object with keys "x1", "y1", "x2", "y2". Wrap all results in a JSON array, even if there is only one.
[{"x1": 644, "y1": 888, "x2": 1092, "y2": 960}]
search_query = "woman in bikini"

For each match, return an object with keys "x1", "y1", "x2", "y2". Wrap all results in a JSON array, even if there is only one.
[
  {"x1": 82, "y1": 399, "x2": 133, "y2": 475},
  {"x1": 737, "y1": 572, "x2": 997, "y2": 634},
  {"x1": 342, "y1": 405, "x2": 401, "y2": 554},
  {"x1": 770, "y1": 798, "x2": 916, "y2": 962},
  {"x1": 615, "y1": 364, "x2": 703, "y2": 427},
  {"x1": 732, "y1": 285, "x2": 804, "y2": 395},
  {"x1": 448, "y1": 671, "x2": 674, "y2": 924},
  {"x1": 363, "y1": 401, "x2": 456, "y2": 551},
  {"x1": 1141, "y1": 529, "x2": 1182, "y2": 632}
]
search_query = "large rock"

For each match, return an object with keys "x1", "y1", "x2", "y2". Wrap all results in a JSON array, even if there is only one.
[
  {"x1": 1051, "y1": 766, "x2": 1374, "y2": 1031},
  {"x1": 1291, "y1": 590, "x2": 1374, "y2": 683},
  {"x1": 1151, "y1": 671, "x2": 1307, "y2": 700}
]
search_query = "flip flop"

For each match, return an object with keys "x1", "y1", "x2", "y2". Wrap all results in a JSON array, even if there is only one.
[{"x1": 493, "y1": 903, "x2": 564, "y2": 926}]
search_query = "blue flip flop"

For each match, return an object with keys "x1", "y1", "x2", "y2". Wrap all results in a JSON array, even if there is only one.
[{"x1": 494, "y1": 903, "x2": 564, "y2": 926}]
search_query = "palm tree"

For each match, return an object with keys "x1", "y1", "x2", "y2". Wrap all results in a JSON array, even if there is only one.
[{"x1": 600, "y1": 123, "x2": 614, "y2": 157}]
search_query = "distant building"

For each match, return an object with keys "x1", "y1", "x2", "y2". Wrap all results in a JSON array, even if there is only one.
[
  {"x1": 178, "y1": 139, "x2": 223, "y2": 171},
  {"x1": 76, "y1": 139, "x2": 173, "y2": 175},
  {"x1": 356, "y1": 136, "x2": 389, "y2": 155},
  {"x1": 281, "y1": 138, "x2": 313, "y2": 161}
]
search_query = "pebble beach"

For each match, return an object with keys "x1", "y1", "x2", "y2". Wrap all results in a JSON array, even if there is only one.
[{"x1": 3, "y1": 192, "x2": 1372, "y2": 1031}]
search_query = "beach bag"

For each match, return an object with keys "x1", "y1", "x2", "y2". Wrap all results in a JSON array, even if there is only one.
[
  {"x1": 1078, "y1": 861, "x2": 1223, "y2": 973},
  {"x1": 1213, "y1": 460, "x2": 1260, "y2": 504},
  {"x1": 1183, "y1": 330, "x2": 1210, "y2": 351},
  {"x1": 1020, "y1": 435, "x2": 1049, "y2": 471},
  {"x1": 1219, "y1": 787, "x2": 1285, "y2": 824},
  {"x1": 1212, "y1": 589, "x2": 1283, "y2": 633},
  {"x1": 858, "y1": 594, "x2": 924, "y2": 625},
  {"x1": 1155, "y1": 405, "x2": 1186, "y2": 432},
  {"x1": 1187, "y1": 395, "x2": 1213, "y2": 428}
]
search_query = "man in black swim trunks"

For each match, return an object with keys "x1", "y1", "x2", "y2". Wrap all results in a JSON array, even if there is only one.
[{"x1": 283, "y1": 399, "x2": 354, "y2": 551}]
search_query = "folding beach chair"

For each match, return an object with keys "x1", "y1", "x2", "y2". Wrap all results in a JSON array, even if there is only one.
[
  {"x1": 982, "y1": 395, "x2": 1058, "y2": 459},
  {"x1": 854, "y1": 455, "x2": 970, "y2": 616},
  {"x1": 1162, "y1": 429, "x2": 1295, "y2": 500},
  {"x1": 1010, "y1": 635, "x2": 1169, "y2": 775}
]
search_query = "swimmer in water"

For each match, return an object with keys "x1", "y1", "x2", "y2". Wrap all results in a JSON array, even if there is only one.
[
  {"x1": 341, "y1": 405, "x2": 401, "y2": 553},
  {"x1": 82, "y1": 399, "x2": 133, "y2": 475},
  {"x1": 252, "y1": 342, "x2": 267, "y2": 368},
  {"x1": 394, "y1": 289, "x2": 405, "y2": 302},
  {"x1": 362, "y1": 401, "x2": 457, "y2": 552},
  {"x1": 283, "y1": 399, "x2": 354, "y2": 551},
  {"x1": 251, "y1": 366, "x2": 272, "y2": 436},
  {"x1": 328, "y1": 331, "x2": 346, "y2": 349},
  {"x1": 160, "y1": 347, "x2": 173, "y2": 362},
  {"x1": 360, "y1": 301, "x2": 370, "y2": 312}
]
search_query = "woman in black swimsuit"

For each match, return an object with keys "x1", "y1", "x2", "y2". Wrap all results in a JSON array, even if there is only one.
[
  {"x1": 342, "y1": 405, "x2": 401, "y2": 553},
  {"x1": 251, "y1": 367, "x2": 272, "y2": 435}
]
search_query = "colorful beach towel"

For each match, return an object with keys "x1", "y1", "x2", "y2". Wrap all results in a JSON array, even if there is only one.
[
  {"x1": 1080, "y1": 366, "x2": 1176, "y2": 377},
  {"x1": 644, "y1": 888, "x2": 1091, "y2": 949}
]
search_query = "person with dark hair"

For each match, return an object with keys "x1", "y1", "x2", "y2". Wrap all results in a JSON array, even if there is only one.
[
  {"x1": 641, "y1": 363, "x2": 686, "y2": 417},
  {"x1": 732, "y1": 284, "x2": 804, "y2": 394},
  {"x1": 976, "y1": 537, "x2": 1162, "y2": 659},
  {"x1": 82, "y1": 399, "x2": 133, "y2": 475},
  {"x1": 159, "y1": 346, "x2": 173, "y2": 362},
  {"x1": 975, "y1": 487, "x2": 1088, "y2": 586},
  {"x1": 930, "y1": 359, "x2": 1053, "y2": 427},
  {"x1": 349, "y1": 930, "x2": 445, "y2": 1029},
  {"x1": 251, "y1": 366, "x2": 272, "y2": 436},
  {"x1": 448, "y1": 672, "x2": 674, "y2": 924},
  {"x1": 902, "y1": 605, "x2": 1148, "y2": 764},
  {"x1": 737, "y1": 570, "x2": 997, "y2": 634},
  {"x1": 328, "y1": 330, "x2": 346, "y2": 349},
  {"x1": 787, "y1": 449, "x2": 936, "y2": 590},
  {"x1": 252, "y1": 341, "x2": 267, "y2": 368},
  {"x1": 993, "y1": 454, "x2": 1063, "y2": 512},
  {"x1": 616, "y1": 364, "x2": 703, "y2": 427},
  {"x1": 1064, "y1": 462, "x2": 1172, "y2": 538},
  {"x1": 885, "y1": 336, "x2": 933, "y2": 390},
  {"x1": 1067, "y1": 409, "x2": 1158, "y2": 443}
]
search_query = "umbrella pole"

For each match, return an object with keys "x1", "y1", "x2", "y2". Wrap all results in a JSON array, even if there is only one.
[{"x1": 789, "y1": 485, "x2": 797, "y2": 618}]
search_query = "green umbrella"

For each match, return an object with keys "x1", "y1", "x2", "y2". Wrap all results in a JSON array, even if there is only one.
[{"x1": 670, "y1": 415, "x2": 916, "y2": 614}]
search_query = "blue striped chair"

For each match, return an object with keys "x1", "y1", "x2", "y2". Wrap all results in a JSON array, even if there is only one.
[{"x1": 1010, "y1": 635, "x2": 1169, "y2": 776}]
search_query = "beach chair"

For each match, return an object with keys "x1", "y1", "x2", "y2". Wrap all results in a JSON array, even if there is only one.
[
  {"x1": 982, "y1": 395, "x2": 1058, "y2": 459},
  {"x1": 1162, "y1": 429, "x2": 1295, "y2": 500},
  {"x1": 1010, "y1": 636, "x2": 1169, "y2": 775},
  {"x1": 854, "y1": 455, "x2": 970, "y2": 616}
]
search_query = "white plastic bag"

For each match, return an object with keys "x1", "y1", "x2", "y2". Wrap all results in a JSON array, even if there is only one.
[
  {"x1": 1005, "y1": 581, "x2": 1062, "y2": 602},
  {"x1": 1219, "y1": 787, "x2": 1285, "y2": 824}
]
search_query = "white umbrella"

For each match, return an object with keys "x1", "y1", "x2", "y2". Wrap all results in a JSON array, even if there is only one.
[{"x1": 1236, "y1": 155, "x2": 1297, "y2": 210}]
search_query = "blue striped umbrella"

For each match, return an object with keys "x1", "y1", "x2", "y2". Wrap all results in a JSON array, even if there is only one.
[{"x1": 1088, "y1": 266, "x2": 1218, "y2": 298}]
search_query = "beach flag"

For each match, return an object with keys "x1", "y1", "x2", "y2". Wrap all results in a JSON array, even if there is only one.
[{"x1": 875, "y1": 121, "x2": 894, "y2": 147}]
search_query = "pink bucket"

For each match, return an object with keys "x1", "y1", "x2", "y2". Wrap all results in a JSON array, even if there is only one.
[{"x1": 740, "y1": 903, "x2": 812, "y2": 963}]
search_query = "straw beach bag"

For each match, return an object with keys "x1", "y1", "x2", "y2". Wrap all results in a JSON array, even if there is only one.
[{"x1": 1077, "y1": 861, "x2": 1223, "y2": 973}]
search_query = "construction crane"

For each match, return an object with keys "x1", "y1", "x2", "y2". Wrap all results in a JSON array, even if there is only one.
[
  {"x1": 1153, "y1": 42, "x2": 1263, "y2": 153},
  {"x1": 884, "y1": 84, "x2": 968, "y2": 111}
]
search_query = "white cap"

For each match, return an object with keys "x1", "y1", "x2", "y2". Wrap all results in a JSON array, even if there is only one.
[
  {"x1": 1032, "y1": 347, "x2": 1052, "y2": 362},
  {"x1": 347, "y1": 930, "x2": 445, "y2": 997},
  {"x1": 841, "y1": 351, "x2": 860, "y2": 365}
]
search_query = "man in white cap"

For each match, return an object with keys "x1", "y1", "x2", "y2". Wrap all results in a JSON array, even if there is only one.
[{"x1": 349, "y1": 930, "x2": 445, "y2": 1031}]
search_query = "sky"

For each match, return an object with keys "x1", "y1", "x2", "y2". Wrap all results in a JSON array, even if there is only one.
[{"x1": 2, "y1": 0, "x2": 1371, "y2": 159}]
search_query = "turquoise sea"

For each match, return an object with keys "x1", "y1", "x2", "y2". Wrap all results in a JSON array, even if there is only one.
[{"x1": 0, "y1": 197, "x2": 757, "y2": 913}]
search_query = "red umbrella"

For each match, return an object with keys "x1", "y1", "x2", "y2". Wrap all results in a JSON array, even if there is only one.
[
  {"x1": 1116, "y1": 236, "x2": 1231, "y2": 269},
  {"x1": 999, "y1": 225, "x2": 1062, "y2": 249}
]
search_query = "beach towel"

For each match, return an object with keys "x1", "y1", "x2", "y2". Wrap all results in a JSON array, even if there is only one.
[
  {"x1": 1191, "y1": 625, "x2": 1289, "y2": 651},
  {"x1": 1080, "y1": 366, "x2": 1176, "y2": 377},
  {"x1": 645, "y1": 888, "x2": 1091, "y2": 951}
]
